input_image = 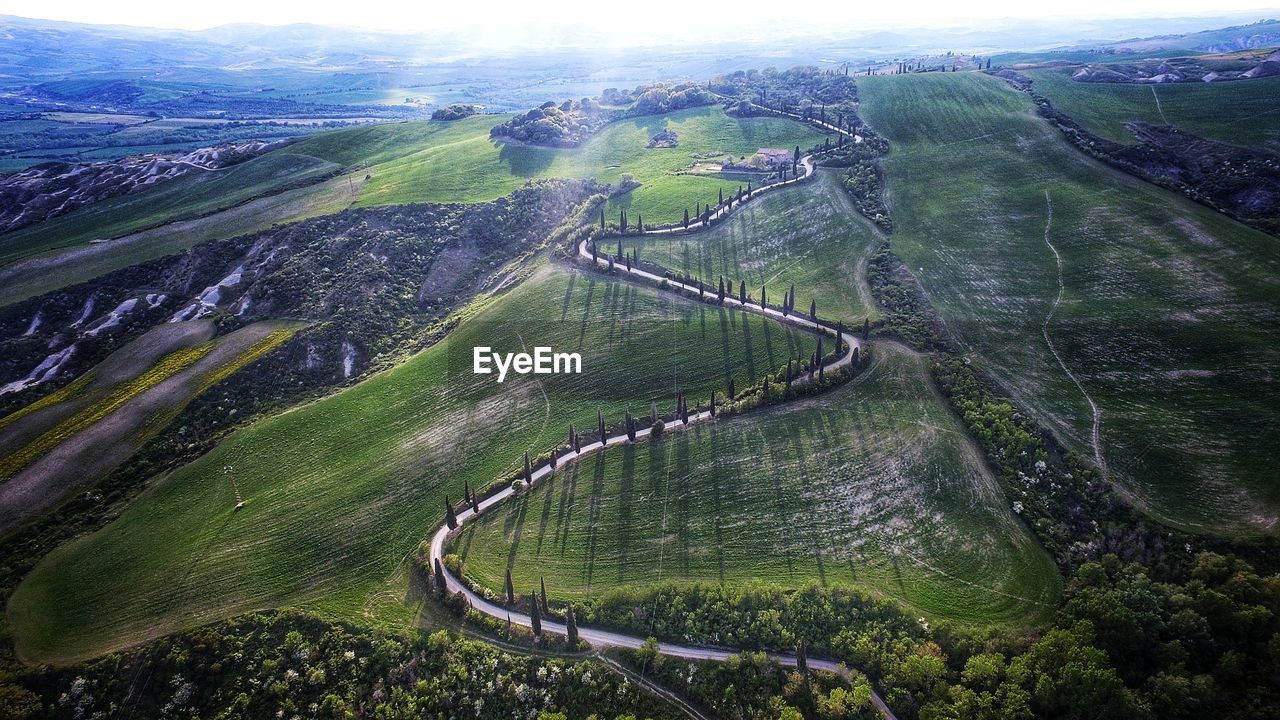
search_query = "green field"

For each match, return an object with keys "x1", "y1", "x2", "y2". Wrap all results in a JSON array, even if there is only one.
[
  {"x1": 8, "y1": 263, "x2": 818, "y2": 663},
  {"x1": 450, "y1": 343, "x2": 1060, "y2": 626},
  {"x1": 354, "y1": 106, "x2": 828, "y2": 225},
  {"x1": 0, "y1": 151, "x2": 340, "y2": 265},
  {"x1": 859, "y1": 72, "x2": 1280, "y2": 537},
  {"x1": 616, "y1": 170, "x2": 883, "y2": 325},
  {"x1": 1025, "y1": 68, "x2": 1280, "y2": 149},
  {"x1": 0, "y1": 108, "x2": 825, "y2": 307}
]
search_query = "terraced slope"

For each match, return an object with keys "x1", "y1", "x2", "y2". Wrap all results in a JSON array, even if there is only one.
[
  {"x1": 859, "y1": 71, "x2": 1280, "y2": 537},
  {"x1": 1024, "y1": 68, "x2": 1280, "y2": 150},
  {"x1": 451, "y1": 342, "x2": 1060, "y2": 626},
  {"x1": 618, "y1": 170, "x2": 883, "y2": 325},
  {"x1": 8, "y1": 263, "x2": 816, "y2": 664}
]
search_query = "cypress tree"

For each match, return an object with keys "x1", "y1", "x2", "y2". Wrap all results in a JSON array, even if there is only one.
[
  {"x1": 739, "y1": 280, "x2": 747, "y2": 304},
  {"x1": 835, "y1": 322, "x2": 844, "y2": 355},
  {"x1": 636, "y1": 214, "x2": 642, "y2": 233},
  {"x1": 710, "y1": 390, "x2": 717, "y2": 416},
  {"x1": 591, "y1": 242, "x2": 598, "y2": 263},
  {"x1": 681, "y1": 392, "x2": 689, "y2": 424},
  {"x1": 789, "y1": 284, "x2": 796, "y2": 311},
  {"x1": 718, "y1": 276, "x2": 726, "y2": 302},
  {"x1": 862, "y1": 317, "x2": 870, "y2": 340},
  {"x1": 683, "y1": 208, "x2": 690, "y2": 229},
  {"x1": 797, "y1": 639, "x2": 809, "y2": 678},
  {"x1": 505, "y1": 568, "x2": 515, "y2": 603},
  {"x1": 746, "y1": 181, "x2": 752, "y2": 197},
  {"x1": 696, "y1": 201, "x2": 701, "y2": 218},
  {"x1": 530, "y1": 591, "x2": 542, "y2": 637},
  {"x1": 470, "y1": 488, "x2": 480, "y2": 514},
  {"x1": 625, "y1": 254, "x2": 632, "y2": 271},
  {"x1": 434, "y1": 558, "x2": 447, "y2": 597},
  {"x1": 524, "y1": 450, "x2": 532, "y2": 483},
  {"x1": 463, "y1": 479, "x2": 472, "y2": 506},
  {"x1": 549, "y1": 448, "x2": 557, "y2": 469},
  {"x1": 598, "y1": 410, "x2": 606, "y2": 444},
  {"x1": 650, "y1": 401, "x2": 658, "y2": 424},
  {"x1": 620, "y1": 210, "x2": 627, "y2": 233},
  {"x1": 761, "y1": 286, "x2": 767, "y2": 308},
  {"x1": 540, "y1": 577, "x2": 549, "y2": 614},
  {"x1": 445, "y1": 496, "x2": 458, "y2": 529},
  {"x1": 566, "y1": 604, "x2": 579, "y2": 645},
  {"x1": 600, "y1": 207, "x2": 605, "y2": 231},
  {"x1": 794, "y1": 145, "x2": 801, "y2": 162},
  {"x1": 728, "y1": 377, "x2": 736, "y2": 399},
  {"x1": 618, "y1": 238, "x2": 624, "y2": 259},
  {"x1": 786, "y1": 359, "x2": 794, "y2": 388},
  {"x1": 718, "y1": 187, "x2": 724, "y2": 205},
  {"x1": 810, "y1": 299, "x2": 817, "y2": 320},
  {"x1": 568, "y1": 424, "x2": 575, "y2": 449},
  {"x1": 626, "y1": 410, "x2": 636, "y2": 441}
]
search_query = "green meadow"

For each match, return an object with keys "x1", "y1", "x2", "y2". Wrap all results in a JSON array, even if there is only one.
[
  {"x1": 8, "y1": 263, "x2": 817, "y2": 663},
  {"x1": 859, "y1": 71, "x2": 1280, "y2": 537},
  {"x1": 617, "y1": 169, "x2": 884, "y2": 326},
  {"x1": 1024, "y1": 68, "x2": 1280, "y2": 149},
  {"x1": 0, "y1": 107, "x2": 825, "y2": 306},
  {"x1": 353, "y1": 106, "x2": 828, "y2": 224},
  {"x1": 451, "y1": 343, "x2": 1060, "y2": 627}
]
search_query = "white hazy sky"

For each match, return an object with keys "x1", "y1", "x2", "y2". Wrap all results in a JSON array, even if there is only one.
[{"x1": 0, "y1": 0, "x2": 1276, "y2": 33}]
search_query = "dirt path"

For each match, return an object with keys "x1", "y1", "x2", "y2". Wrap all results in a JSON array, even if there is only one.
[
  {"x1": 1150, "y1": 86, "x2": 1170, "y2": 125},
  {"x1": 1040, "y1": 190, "x2": 1109, "y2": 483}
]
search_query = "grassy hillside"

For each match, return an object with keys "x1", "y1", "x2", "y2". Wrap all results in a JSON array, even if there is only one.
[
  {"x1": 8, "y1": 263, "x2": 817, "y2": 663},
  {"x1": 0, "y1": 152, "x2": 340, "y2": 266},
  {"x1": 859, "y1": 71, "x2": 1280, "y2": 537},
  {"x1": 451, "y1": 343, "x2": 1060, "y2": 626},
  {"x1": 0, "y1": 109, "x2": 825, "y2": 307},
  {"x1": 356, "y1": 106, "x2": 828, "y2": 225},
  {"x1": 617, "y1": 170, "x2": 883, "y2": 325},
  {"x1": 1025, "y1": 68, "x2": 1280, "y2": 150},
  {"x1": 0, "y1": 320, "x2": 299, "y2": 535}
]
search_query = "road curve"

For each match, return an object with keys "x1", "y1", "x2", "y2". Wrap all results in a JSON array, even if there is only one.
[
  {"x1": 640, "y1": 154, "x2": 816, "y2": 235},
  {"x1": 426, "y1": 241, "x2": 895, "y2": 718}
]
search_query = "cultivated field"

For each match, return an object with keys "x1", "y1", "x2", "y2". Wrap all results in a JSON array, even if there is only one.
[
  {"x1": 0, "y1": 320, "x2": 299, "y2": 536},
  {"x1": 619, "y1": 170, "x2": 883, "y2": 325},
  {"x1": 355, "y1": 106, "x2": 828, "y2": 225},
  {"x1": 8, "y1": 263, "x2": 817, "y2": 663},
  {"x1": 0, "y1": 107, "x2": 825, "y2": 306},
  {"x1": 1024, "y1": 68, "x2": 1280, "y2": 150},
  {"x1": 451, "y1": 343, "x2": 1060, "y2": 626},
  {"x1": 859, "y1": 71, "x2": 1280, "y2": 537}
]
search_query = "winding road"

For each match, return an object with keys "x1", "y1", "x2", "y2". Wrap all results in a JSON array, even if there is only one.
[
  {"x1": 641, "y1": 155, "x2": 816, "y2": 234},
  {"x1": 425, "y1": 233, "x2": 896, "y2": 717}
]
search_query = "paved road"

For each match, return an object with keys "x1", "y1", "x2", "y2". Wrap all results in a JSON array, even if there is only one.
[
  {"x1": 640, "y1": 154, "x2": 816, "y2": 235},
  {"x1": 427, "y1": 242, "x2": 894, "y2": 718}
]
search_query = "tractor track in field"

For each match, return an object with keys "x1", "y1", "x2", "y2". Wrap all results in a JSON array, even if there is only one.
[
  {"x1": 425, "y1": 234, "x2": 900, "y2": 719},
  {"x1": 1040, "y1": 190, "x2": 1109, "y2": 483}
]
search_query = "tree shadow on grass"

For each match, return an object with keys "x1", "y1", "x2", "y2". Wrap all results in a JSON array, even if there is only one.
[
  {"x1": 617, "y1": 444, "x2": 636, "y2": 584},
  {"x1": 494, "y1": 138, "x2": 557, "y2": 177},
  {"x1": 583, "y1": 452, "x2": 608, "y2": 591}
]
